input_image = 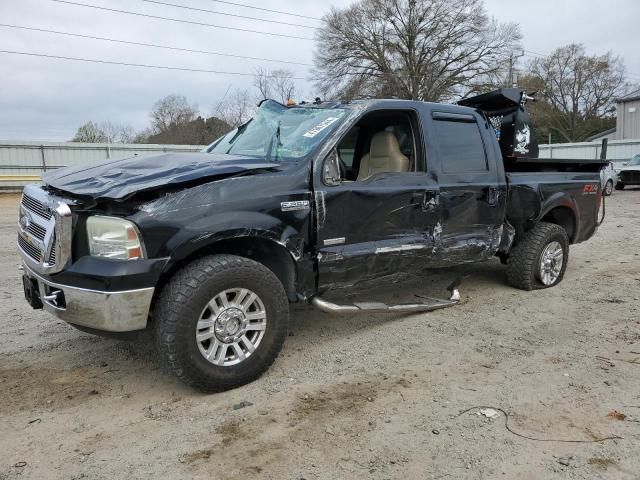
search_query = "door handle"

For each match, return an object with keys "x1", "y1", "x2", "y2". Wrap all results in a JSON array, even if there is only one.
[{"x1": 411, "y1": 191, "x2": 438, "y2": 211}]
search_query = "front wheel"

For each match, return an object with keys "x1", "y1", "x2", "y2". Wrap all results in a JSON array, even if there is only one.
[
  {"x1": 615, "y1": 182, "x2": 625, "y2": 190},
  {"x1": 154, "y1": 254, "x2": 289, "y2": 392},
  {"x1": 604, "y1": 180, "x2": 613, "y2": 196},
  {"x1": 506, "y1": 222, "x2": 569, "y2": 291}
]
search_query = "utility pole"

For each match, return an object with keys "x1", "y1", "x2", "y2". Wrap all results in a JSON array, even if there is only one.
[{"x1": 506, "y1": 49, "x2": 525, "y2": 87}]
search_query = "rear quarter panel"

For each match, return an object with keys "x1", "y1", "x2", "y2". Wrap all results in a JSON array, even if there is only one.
[{"x1": 506, "y1": 171, "x2": 601, "y2": 244}]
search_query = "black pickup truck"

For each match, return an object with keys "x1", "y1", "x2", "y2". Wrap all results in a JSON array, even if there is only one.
[{"x1": 18, "y1": 89, "x2": 605, "y2": 391}]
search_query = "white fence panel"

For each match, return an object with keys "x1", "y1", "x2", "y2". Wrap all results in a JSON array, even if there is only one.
[
  {"x1": 539, "y1": 139, "x2": 640, "y2": 169},
  {"x1": 0, "y1": 140, "x2": 205, "y2": 189}
]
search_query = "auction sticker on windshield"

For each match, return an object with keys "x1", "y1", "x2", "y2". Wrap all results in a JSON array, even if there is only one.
[{"x1": 303, "y1": 117, "x2": 341, "y2": 138}]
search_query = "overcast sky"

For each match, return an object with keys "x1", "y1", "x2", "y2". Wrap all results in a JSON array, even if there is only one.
[{"x1": 1, "y1": 0, "x2": 639, "y2": 141}]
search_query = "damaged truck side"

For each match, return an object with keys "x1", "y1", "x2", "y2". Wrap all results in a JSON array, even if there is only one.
[{"x1": 18, "y1": 89, "x2": 605, "y2": 391}]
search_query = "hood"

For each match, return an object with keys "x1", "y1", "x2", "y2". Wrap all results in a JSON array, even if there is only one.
[
  {"x1": 42, "y1": 152, "x2": 279, "y2": 200},
  {"x1": 619, "y1": 164, "x2": 640, "y2": 172}
]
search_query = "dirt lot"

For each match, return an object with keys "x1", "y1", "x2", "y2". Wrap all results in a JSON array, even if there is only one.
[{"x1": 1, "y1": 190, "x2": 639, "y2": 480}]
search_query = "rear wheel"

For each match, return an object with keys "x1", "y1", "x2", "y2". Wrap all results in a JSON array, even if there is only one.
[
  {"x1": 154, "y1": 254, "x2": 289, "y2": 392},
  {"x1": 604, "y1": 180, "x2": 613, "y2": 196},
  {"x1": 506, "y1": 222, "x2": 569, "y2": 291},
  {"x1": 615, "y1": 182, "x2": 625, "y2": 190}
]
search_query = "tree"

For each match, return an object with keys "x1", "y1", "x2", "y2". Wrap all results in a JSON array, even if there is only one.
[
  {"x1": 150, "y1": 94, "x2": 198, "y2": 134},
  {"x1": 144, "y1": 116, "x2": 231, "y2": 145},
  {"x1": 216, "y1": 88, "x2": 254, "y2": 127},
  {"x1": 525, "y1": 44, "x2": 626, "y2": 142},
  {"x1": 100, "y1": 121, "x2": 136, "y2": 143},
  {"x1": 252, "y1": 68, "x2": 298, "y2": 103},
  {"x1": 72, "y1": 121, "x2": 104, "y2": 143},
  {"x1": 71, "y1": 120, "x2": 135, "y2": 143},
  {"x1": 313, "y1": 0, "x2": 521, "y2": 102}
]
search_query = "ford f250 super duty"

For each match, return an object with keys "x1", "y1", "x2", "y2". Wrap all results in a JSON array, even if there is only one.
[{"x1": 18, "y1": 89, "x2": 605, "y2": 392}]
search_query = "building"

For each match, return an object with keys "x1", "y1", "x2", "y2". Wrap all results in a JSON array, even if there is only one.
[
  {"x1": 615, "y1": 88, "x2": 640, "y2": 140},
  {"x1": 585, "y1": 127, "x2": 617, "y2": 142},
  {"x1": 587, "y1": 89, "x2": 640, "y2": 141}
]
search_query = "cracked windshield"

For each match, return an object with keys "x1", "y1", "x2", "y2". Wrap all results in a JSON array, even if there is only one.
[{"x1": 208, "y1": 100, "x2": 348, "y2": 160}]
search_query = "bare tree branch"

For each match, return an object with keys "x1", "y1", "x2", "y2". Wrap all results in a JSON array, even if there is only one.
[
  {"x1": 313, "y1": 0, "x2": 521, "y2": 102},
  {"x1": 526, "y1": 44, "x2": 626, "y2": 142}
]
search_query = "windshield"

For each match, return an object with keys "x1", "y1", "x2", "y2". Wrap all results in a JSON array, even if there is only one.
[
  {"x1": 629, "y1": 154, "x2": 640, "y2": 166},
  {"x1": 208, "y1": 100, "x2": 348, "y2": 161}
]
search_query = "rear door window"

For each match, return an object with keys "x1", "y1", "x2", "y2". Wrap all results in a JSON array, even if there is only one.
[{"x1": 432, "y1": 116, "x2": 487, "y2": 173}]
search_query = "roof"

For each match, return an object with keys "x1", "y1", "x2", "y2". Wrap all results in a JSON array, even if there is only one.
[
  {"x1": 615, "y1": 88, "x2": 640, "y2": 103},
  {"x1": 585, "y1": 127, "x2": 616, "y2": 142}
]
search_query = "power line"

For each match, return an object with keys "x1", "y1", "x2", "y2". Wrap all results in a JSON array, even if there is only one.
[
  {"x1": 523, "y1": 49, "x2": 546, "y2": 58},
  {"x1": 204, "y1": 0, "x2": 322, "y2": 21},
  {"x1": 50, "y1": 0, "x2": 315, "y2": 41},
  {"x1": 140, "y1": 0, "x2": 317, "y2": 30},
  {"x1": 0, "y1": 49, "x2": 309, "y2": 78},
  {"x1": 0, "y1": 24, "x2": 313, "y2": 66}
]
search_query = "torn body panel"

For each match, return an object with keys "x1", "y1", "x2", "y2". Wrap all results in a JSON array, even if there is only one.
[
  {"x1": 43, "y1": 152, "x2": 280, "y2": 201},
  {"x1": 314, "y1": 171, "x2": 440, "y2": 290}
]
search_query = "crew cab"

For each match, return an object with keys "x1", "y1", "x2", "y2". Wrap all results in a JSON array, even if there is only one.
[{"x1": 18, "y1": 89, "x2": 605, "y2": 392}]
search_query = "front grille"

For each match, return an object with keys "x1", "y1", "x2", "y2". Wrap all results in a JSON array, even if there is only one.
[
  {"x1": 48, "y1": 232, "x2": 56, "y2": 264},
  {"x1": 27, "y1": 222, "x2": 46, "y2": 241},
  {"x1": 22, "y1": 193, "x2": 52, "y2": 220},
  {"x1": 620, "y1": 170, "x2": 640, "y2": 183},
  {"x1": 18, "y1": 235, "x2": 41, "y2": 262},
  {"x1": 17, "y1": 185, "x2": 72, "y2": 274}
]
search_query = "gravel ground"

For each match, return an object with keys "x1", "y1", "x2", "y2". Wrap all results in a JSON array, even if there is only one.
[{"x1": 1, "y1": 190, "x2": 639, "y2": 480}]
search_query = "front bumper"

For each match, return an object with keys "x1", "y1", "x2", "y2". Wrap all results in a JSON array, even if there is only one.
[{"x1": 23, "y1": 264, "x2": 155, "y2": 332}]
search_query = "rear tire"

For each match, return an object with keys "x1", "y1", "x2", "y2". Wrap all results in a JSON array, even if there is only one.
[
  {"x1": 506, "y1": 222, "x2": 569, "y2": 291},
  {"x1": 604, "y1": 180, "x2": 613, "y2": 196},
  {"x1": 154, "y1": 254, "x2": 289, "y2": 392},
  {"x1": 615, "y1": 182, "x2": 625, "y2": 190}
]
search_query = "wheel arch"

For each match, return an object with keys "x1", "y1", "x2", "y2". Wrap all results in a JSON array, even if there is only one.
[
  {"x1": 157, "y1": 233, "x2": 299, "y2": 303},
  {"x1": 539, "y1": 206, "x2": 577, "y2": 243},
  {"x1": 532, "y1": 192, "x2": 579, "y2": 243}
]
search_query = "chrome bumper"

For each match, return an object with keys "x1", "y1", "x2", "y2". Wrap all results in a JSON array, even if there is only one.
[{"x1": 23, "y1": 264, "x2": 154, "y2": 332}]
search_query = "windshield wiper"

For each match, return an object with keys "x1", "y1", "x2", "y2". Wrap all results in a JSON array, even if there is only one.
[{"x1": 226, "y1": 119, "x2": 252, "y2": 147}]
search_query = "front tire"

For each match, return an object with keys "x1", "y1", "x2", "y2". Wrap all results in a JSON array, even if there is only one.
[
  {"x1": 604, "y1": 180, "x2": 613, "y2": 196},
  {"x1": 506, "y1": 222, "x2": 569, "y2": 291},
  {"x1": 615, "y1": 182, "x2": 625, "y2": 190},
  {"x1": 154, "y1": 254, "x2": 289, "y2": 392}
]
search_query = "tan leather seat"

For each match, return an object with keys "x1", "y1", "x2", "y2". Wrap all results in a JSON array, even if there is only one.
[{"x1": 357, "y1": 131, "x2": 409, "y2": 181}]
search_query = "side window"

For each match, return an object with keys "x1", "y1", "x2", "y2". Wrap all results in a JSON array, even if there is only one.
[
  {"x1": 325, "y1": 110, "x2": 420, "y2": 185},
  {"x1": 432, "y1": 118, "x2": 487, "y2": 173}
]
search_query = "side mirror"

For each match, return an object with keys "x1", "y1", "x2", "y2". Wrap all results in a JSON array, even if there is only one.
[
  {"x1": 623, "y1": 162, "x2": 629, "y2": 166},
  {"x1": 323, "y1": 149, "x2": 341, "y2": 186}
]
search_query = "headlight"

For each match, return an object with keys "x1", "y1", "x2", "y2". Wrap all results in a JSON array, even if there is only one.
[{"x1": 86, "y1": 216, "x2": 145, "y2": 260}]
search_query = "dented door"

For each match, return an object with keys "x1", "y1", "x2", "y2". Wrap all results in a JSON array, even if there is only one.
[
  {"x1": 316, "y1": 172, "x2": 441, "y2": 290},
  {"x1": 428, "y1": 111, "x2": 506, "y2": 265}
]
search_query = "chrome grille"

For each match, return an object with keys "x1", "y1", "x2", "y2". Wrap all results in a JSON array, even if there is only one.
[
  {"x1": 27, "y1": 222, "x2": 47, "y2": 241},
  {"x1": 22, "y1": 193, "x2": 52, "y2": 220},
  {"x1": 18, "y1": 235, "x2": 41, "y2": 262},
  {"x1": 48, "y1": 233, "x2": 57, "y2": 264},
  {"x1": 17, "y1": 185, "x2": 72, "y2": 274}
]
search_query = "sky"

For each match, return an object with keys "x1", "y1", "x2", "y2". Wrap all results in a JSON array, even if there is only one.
[{"x1": 0, "y1": 0, "x2": 639, "y2": 141}]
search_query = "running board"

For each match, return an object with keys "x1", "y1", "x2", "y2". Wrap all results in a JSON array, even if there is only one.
[{"x1": 311, "y1": 287, "x2": 460, "y2": 314}]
